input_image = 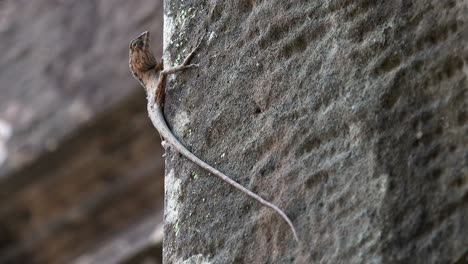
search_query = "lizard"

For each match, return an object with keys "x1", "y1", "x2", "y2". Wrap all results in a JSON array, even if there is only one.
[{"x1": 129, "y1": 31, "x2": 299, "y2": 243}]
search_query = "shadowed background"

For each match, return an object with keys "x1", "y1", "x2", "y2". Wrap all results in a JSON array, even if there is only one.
[{"x1": 0, "y1": 1, "x2": 165, "y2": 263}]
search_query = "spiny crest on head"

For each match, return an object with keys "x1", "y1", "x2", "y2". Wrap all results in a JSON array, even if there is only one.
[
  {"x1": 129, "y1": 31, "x2": 157, "y2": 76},
  {"x1": 130, "y1": 31, "x2": 150, "y2": 50}
]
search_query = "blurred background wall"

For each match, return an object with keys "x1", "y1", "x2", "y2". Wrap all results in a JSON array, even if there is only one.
[{"x1": 0, "y1": 1, "x2": 165, "y2": 263}]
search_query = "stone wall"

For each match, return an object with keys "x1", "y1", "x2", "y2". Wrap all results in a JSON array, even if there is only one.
[{"x1": 163, "y1": 0, "x2": 468, "y2": 263}]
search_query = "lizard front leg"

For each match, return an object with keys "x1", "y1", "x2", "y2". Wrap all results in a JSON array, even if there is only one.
[{"x1": 155, "y1": 39, "x2": 203, "y2": 106}]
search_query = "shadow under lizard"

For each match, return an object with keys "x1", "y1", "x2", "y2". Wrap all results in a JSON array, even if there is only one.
[{"x1": 129, "y1": 31, "x2": 299, "y2": 243}]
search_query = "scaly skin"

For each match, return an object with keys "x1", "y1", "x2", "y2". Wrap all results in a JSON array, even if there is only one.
[{"x1": 129, "y1": 31, "x2": 299, "y2": 243}]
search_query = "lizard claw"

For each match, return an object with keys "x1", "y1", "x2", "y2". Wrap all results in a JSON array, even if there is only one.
[{"x1": 161, "y1": 140, "x2": 169, "y2": 150}]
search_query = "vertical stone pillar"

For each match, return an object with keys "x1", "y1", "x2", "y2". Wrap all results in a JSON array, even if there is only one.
[{"x1": 162, "y1": 1, "x2": 468, "y2": 263}]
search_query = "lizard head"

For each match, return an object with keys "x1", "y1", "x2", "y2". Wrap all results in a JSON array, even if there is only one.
[{"x1": 129, "y1": 31, "x2": 158, "y2": 82}]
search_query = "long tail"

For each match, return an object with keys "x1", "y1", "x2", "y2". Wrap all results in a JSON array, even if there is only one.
[{"x1": 154, "y1": 108, "x2": 299, "y2": 242}]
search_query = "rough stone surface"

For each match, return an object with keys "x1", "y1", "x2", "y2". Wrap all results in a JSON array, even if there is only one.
[{"x1": 162, "y1": 0, "x2": 468, "y2": 263}]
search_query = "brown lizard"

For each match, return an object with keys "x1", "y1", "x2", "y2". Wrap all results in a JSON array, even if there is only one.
[{"x1": 129, "y1": 31, "x2": 299, "y2": 242}]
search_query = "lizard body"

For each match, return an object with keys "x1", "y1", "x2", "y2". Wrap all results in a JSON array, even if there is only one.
[{"x1": 129, "y1": 31, "x2": 298, "y2": 242}]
